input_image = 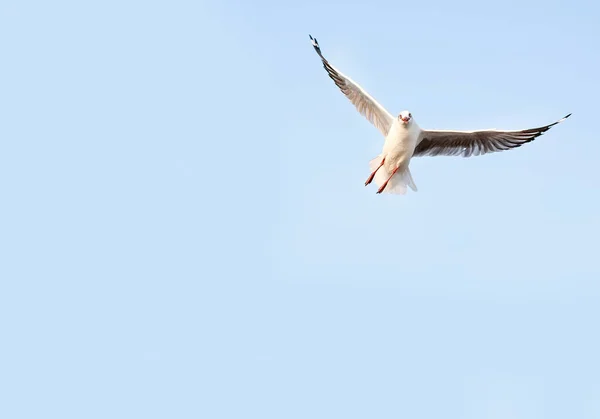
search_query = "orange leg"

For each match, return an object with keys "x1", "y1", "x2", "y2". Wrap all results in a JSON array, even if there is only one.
[
  {"x1": 376, "y1": 166, "x2": 399, "y2": 194},
  {"x1": 364, "y1": 157, "x2": 385, "y2": 186}
]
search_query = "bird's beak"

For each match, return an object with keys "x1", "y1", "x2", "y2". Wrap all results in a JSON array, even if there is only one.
[{"x1": 401, "y1": 117, "x2": 410, "y2": 123}]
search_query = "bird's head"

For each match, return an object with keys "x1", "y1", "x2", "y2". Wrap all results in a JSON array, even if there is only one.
[{"x1": 398, "y1": 110, "x2": 412, "y2": 125}]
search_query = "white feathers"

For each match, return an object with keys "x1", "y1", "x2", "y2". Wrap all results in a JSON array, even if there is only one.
[
  {"x1": 310, "y1": 35, "x2": 571, "y2": 195},
  {"x1": 369, "y1": 154, "x2": 418, "y2": 195},
  {"x1": 309, "y1": 35, "x2": 394, "y2": 137}
]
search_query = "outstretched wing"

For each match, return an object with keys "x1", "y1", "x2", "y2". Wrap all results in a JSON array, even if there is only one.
[
  {"x1": 413, "y1": 114, "x2": 571, "y2": 158},
  {"x1": 309, "y1": 35, "x2": 394, "y2": 137}
]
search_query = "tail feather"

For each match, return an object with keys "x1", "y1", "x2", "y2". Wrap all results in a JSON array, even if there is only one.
[
  {"x1": 368, "y1": 156, "x2": 417, "y2": 195},
  {"x1": 405, "y1": 168, "x2": 417, "y2": 192},
  {"x1": 369, "y1": 155, "x2": 383, "y2": 173}
]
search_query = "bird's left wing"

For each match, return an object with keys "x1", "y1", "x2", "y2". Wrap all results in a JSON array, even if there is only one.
[
  {"x1": 413, "y1": 114, "x2": 571, "y2": 158},
  {"x1": 309, "y1": 35, "x2": 394, "y2": 137}
]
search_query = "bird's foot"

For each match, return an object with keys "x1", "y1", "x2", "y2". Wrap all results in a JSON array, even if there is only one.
[
  {"x1": 365, "y1": 172, "x2": 376, "y2": 186},
  {"x1": 376, "y1": 183, "x2": 388, "y2": 194},
  {"x1": 365, "y1": 157, "x2": 385, "y2": 187}
]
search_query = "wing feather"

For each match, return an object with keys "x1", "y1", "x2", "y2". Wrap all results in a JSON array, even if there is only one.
[
  {"x1": 413, "y1": 114, "x2": 571, "y2": 158},
  {"x1": 309, "y1": 35, "x2": 394, "y2": 137}
]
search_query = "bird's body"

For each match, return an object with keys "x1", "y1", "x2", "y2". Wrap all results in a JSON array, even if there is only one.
[
  {"x1": 308, "y1": 34, "x2": 572, "y2": 195},
  {"x1": 372, "y1": 117, "x2": 421, "y2": 193},
  {"x1": 383, "y1": 118, "x2": 420, "y2": 169}
]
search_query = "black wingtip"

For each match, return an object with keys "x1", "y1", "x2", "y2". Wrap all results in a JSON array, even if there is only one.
[
  {"x1": 557, "y1": 113, "x2": 572, "y2": 124},
  {"x1": 308, "y1": 34, "x2": 321, "y2": 54}
]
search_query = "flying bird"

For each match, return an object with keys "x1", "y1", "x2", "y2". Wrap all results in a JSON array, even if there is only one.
[{"x1": 308, "y1": 34, "x2": 571, "y2": 195}]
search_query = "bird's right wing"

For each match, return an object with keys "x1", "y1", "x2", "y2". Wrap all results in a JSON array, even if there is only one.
[
  {"x1": 309, "y1": 35, "x2": 394, "y2": 137},
  {"x1": 413, "y1": 114, "x2": 571, "y2": 158}
]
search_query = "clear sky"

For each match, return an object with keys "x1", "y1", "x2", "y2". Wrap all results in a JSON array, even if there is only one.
[{"x1": 1, "y1": 0, "x2": 599, "y2": 418}]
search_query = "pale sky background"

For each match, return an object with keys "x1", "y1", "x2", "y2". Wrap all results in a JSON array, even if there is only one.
[{"x1": 1, "y1": 0, "x2": 600, "y2": 418}]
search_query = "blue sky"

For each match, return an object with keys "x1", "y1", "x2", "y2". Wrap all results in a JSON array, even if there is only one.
[{"x1": 1, "y1": 0, "x2": 599, "y2": 418}]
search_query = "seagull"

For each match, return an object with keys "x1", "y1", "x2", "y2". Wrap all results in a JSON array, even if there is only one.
[{"x1": 309, "y1": 34, "x2": 571, "y2": 195}]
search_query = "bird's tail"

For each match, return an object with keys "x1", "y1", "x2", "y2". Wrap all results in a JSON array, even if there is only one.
[{"x1": 369, "y1": 156, "x2": 417, "y2": 195}]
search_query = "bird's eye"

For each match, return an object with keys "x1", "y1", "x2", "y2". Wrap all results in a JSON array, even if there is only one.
[{"x1": 409, "y1": 113, "x2": 412, "y2": 117}]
